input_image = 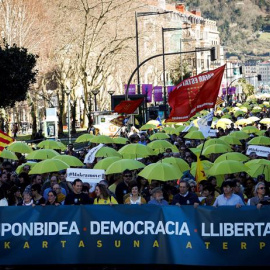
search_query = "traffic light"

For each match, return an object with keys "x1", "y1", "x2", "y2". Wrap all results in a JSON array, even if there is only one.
[
  {"x1": 233, "y1": 68, "x2": 237, "y2": 75},
  {"x1": 258, "y1": 74, "x2": 262, "y2": 81},
  {"x1": 210, "y1": 47, "x2": 217, "y2": 61}
]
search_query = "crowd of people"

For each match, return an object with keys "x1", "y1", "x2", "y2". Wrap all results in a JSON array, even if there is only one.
[{"x1": 1, "y1": 98, "x2": 270, "y2": 209}]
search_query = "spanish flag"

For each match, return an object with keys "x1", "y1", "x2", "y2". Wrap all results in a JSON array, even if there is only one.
[
  {"x1": 0, "y1": 130, "x2": 14, "y2": 153},
  {"x1": 195, "y1": 155, "x2": 206, "y2": 185}
]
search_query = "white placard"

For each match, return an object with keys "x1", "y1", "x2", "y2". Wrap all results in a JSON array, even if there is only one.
[
  {"x1": 66, "y1": 168, "x2": 105, "y2": 185},
  {"x1": 246, "y1": 145, "x2": 270, "y2": 157}
]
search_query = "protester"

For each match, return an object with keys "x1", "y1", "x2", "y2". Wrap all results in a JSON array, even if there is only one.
[
  {"x1": 213, "y1": 179, "x2": 245, "y2": 208},
  {"x1": 247, "y1": 182, "x2": 270, "y2": 209},
  {"x1": 124, "y1": 181, "x2": 146, "y2": 205},
  {"x1": 53, "y1": 183, "x2": 66, "y2": 204},
  {"x1": 94, "y1": 183, "x2": 118, "y2": 205},
  {"x1": 171, "y1": 179, "x2": 200, "y2": 207},
  {"x1": 7, "y1": 185, "x2": 22, "y2": 206},
  {"x1": 115, "y1": 169, "x2": 133, "y2": 204},
  {"x1": 31, "y1": 183, "x2": 46, "y2": 205},
  {"x1": 64, "y1": 179, "x2": 94, "y2": 205},
  {"x1": 148, "y1": 187, "x2": 168, "y2": 206},
  {"x1": 43, "y1": 190, "x2": 60, "y2": 206},
  {"x1": 18, "y1": 191, "x2": 34, "y2": 206},
  {"x1": 0, "y1": 187, "x2": 8, "y2": 206}
]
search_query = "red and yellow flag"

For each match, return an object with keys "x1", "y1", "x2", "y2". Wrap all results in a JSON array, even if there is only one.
[
  {"x1": 215, "y1": 96, "x2": 224, "y2": 107},
  {"x1": 0, "y1": 130, "x2": 14, "y2": 153},
  {"x1": 195, "y1": 155, "x2": 206, "y2": 185}
]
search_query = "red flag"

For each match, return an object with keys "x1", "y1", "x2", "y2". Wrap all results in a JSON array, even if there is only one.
[
  {"x1": 0, "y1": 130, "x2": 14, "y2": 153},
  {"x1": 166, "y1": 65, "x2": 226, "y2": 122},
  {"x1": 114, "y1": 98, "x2": 144, "y2": 114}
]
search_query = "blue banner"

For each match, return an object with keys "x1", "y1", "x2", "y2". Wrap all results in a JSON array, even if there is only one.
[{"x1": 0, "y1": 205, "x2": 270, "y2": 266}]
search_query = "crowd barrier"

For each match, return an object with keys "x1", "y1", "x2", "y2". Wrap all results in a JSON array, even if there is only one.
[{"x1": 0, "y1": 204, "x2": 269, "y2": 266}]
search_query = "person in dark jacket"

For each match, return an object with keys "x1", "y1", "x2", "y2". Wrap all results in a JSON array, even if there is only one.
[
  {"x1": 64, "y1": 179, "x2": 93, "y2": 205},
  {"x1": 171, "y1": 179, "x2": 200, "y2": 207}
]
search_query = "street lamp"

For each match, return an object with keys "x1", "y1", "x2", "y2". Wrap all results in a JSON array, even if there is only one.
[
  {"x1": 108, "y1": 90, "x2": 115, "y2": 110},
  {"x1": 65, "y1": 88, "x2": 71, "y2": 144},
  {"x1": 162, "y1": 27, "x2": 190, "y2": 118},
  {"x1": 135, "y1": 11, "x2": 172, "y2": 95},
  {"x1": 92, "y1": 89, "x2": 100, "y2": 111}
]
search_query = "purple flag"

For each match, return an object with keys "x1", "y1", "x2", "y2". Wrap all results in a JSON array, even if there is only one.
[
  {"x1": 167, "y1": 86, "x2": 175, "y2": 98},
  {"x1": 222, "y1": 88, "x2": 227, "y2": 95},
  {"x1": 228, "y1": 87, "x2": 236, "y2": 95},
  {"x1": 154, "y1": 86, "x2": 163, "y2": 102},
  {"x1": 142, "y1": 84, "x2": 153, "y2": 103},
  {"x1": 125, "y1": 84, "x2": 136, "y2": 95}
]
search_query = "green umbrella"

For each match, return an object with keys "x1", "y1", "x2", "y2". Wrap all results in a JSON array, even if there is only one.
[
  {"x1": 118, "y1": 144, "x2": 155, "y2": 159},
  {"x1": 96, "y1": 146, "x2": 121, "y2": 158},
  {"x1": 0, "y1": 149, "x2": 18, "y2": 160},
  {"x1": 138, "y1": 163, "x2": 183, "y2": 181},
  {"x1": 7, "y1": 141, "x2": 33, "y2": 154},
  {"x1": 247, "y1": 116, "x2": 260, "y2": 122},
  {"x1": 214, "y1": 152, "x2": 249, "y2": 163},
  {"x1": 16, "y1": 162, "x2": 37, "y2": 174},
  {"x1": 90, "y1": 135, "x2": 114, "y2": 144},
  {"x1": 248, "y1": 136, "x2": 270, "y2": 146},
  {"x1": 52, "y1": 155, "x2": 84, "y2": 167},
  {"x1": 94, "y1": 156, "x2": 122, "y2": 170},
  {"x1": 75, "y1": 133, "x2": 95, "y2": 143},
  {"x1": 260, "y1": 118, "x2": 270, "y2": 125},
  {"x1": 29, "y1": 159, "x2": 70, "y2": 175},
  {"x1": 219, "y1": 135, "x2": 242, "y2": 146},
  {"x1": 175, "y1": 126, "x2": 187, "y2": 133},
  {"x1": 140, "y1": 124, "x2": 156, "y2": 130},
  {"x1": 241, "y1": 126, "x2": 259, "y2": 134},
  {"x1": 202, "y1": 144, "x2": 232, "y2": 156},
  {"x1": 204, "y1": 138, "x2": 230, "y2": 148},
  {"x1": 158, "y1": 157, "x2": 190, "y2": 172},
  {"x1": 189, "y1": 148, "x2": 202, "y2": 156},
  {"x1": 26, "y1": 149, "x2": 60, "y2": 160},
  {"x1": 245, "y1": 159, "x2": 270, "y2": 167},
  {"x1": 162, "y1": 127, "x2": 179, "y2": 135},
  {"x1": 234, "y1": 110, "x2": 245, "y2": 117},
  {"x1": 105, "y1": 159, "x2": 145, "y2": 175},
  {"x1": 221, "y1": 114, "x2": 232, "y2": 119},
  {"x1": 184, "y1": 130, "x2": 205, "y2": 140},
  {"x1": 256, "y1": 130, "x2": 266, "y2": 136},
  {"x1": 149, "y1": 133, "x2": 170, "y2": 141},
  {"x1": 246, "y1": 163, "x2": 270, "y2": 181},
  {"x1": 57, "y1": 141, "x2": 68, "y2": 151},
  {"x1": 230, "y1": 131, "x2": 249, "y2": 140},
  {"x1": 37, "y1": 139, "x2": 63, "y2": 150},
  {"x1": 112, "y1": 137, "x2": 129, "y2": 145},
  {"x1": 147, "y1": 140, "x2": 175, "y2": 153},
  {"x1": 208, "y1": 160, "x2": 247, "y2": 176},
  {"x1": 235, "y1": 119, "x2": 252, "y2": 126}
]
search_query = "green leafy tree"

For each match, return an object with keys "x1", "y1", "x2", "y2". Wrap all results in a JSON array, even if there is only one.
[{"x1": 0, "y1": 41, "x2": 38, "y2": 108}]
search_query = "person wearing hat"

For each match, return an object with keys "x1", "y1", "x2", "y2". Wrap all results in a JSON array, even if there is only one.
[
  {"x1": 213, "y1": 179, "x2": 245, "y2": 208},
  {"x1": 148, "y1": 187, "x2": 168, "y2": 206}
]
